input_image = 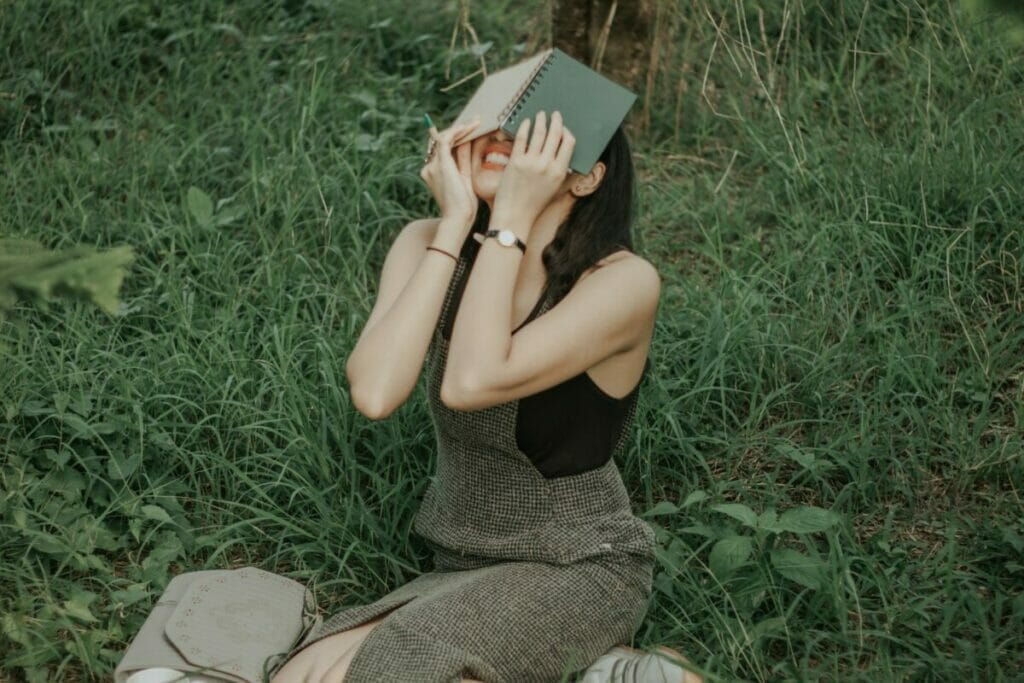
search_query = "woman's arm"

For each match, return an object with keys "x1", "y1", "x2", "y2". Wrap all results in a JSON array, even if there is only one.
[
  {"x1": 346, "y1": 116, "x2": 480, "y2": 419},
  {"x1": 345, "y1": 218, "x2": 465, "y2": 420},
  {"x1": 442, "y1": 111, "x2": 660, "y2": 410},
  {"x1": 442, "y1": 252, "x2": 659, "y2": 411}
]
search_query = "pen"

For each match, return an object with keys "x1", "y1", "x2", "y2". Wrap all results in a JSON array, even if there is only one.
[
  {"x1": 423, "y1": 113, "x2": 441, "y2": 142},
  {"x1": 423, "y1": 112, "x2": 441, "y2": 162}
]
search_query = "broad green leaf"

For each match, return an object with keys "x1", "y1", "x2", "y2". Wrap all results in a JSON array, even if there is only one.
[
  {"x1": 2, "y1": 614, "x2": 31, "y2": 646},
  {"x1": 749, "y1": 616, "x2": 788, "y2": 640},
  {"x1": 44, "y1": 448, "x2": 71, "y2": 467},
  {"x1": 214, "y1": 203, "x2": 247, "y2": 227},
  {"x1": 770, "y1": 548, "x2": 825, "y2": 590},
  {"x1": 655, "y1": 538, "x2": 689, "y2": 574},
  {"x1": 43, "y1": 468, "x2": 86, "y2": 499},
  {"x1": 711, "y1": 503, "x2": 759, "y2": 528},
  {"x1": 186, "y1": 186, "x2": 214, "y2": 225},
  {"x1": 69, "y1": 392, "x2": 94, "y2": 416},
  {"x1": 60, "y1": 412, "x2": 95, "y2": 439},
  {"x1": 1001, "y1": 527, "x2": 1024, "y2": 554},
  {"x1": 20, "y1": 399, "x2": 51, "y2": 416},
  {"x1": 58, "y1": 412, "x2": 116, "y2": 440},
  {"x1": 679, "y1": 523, "x2": 718, "y2": 538},
  {"x1": 778, "y1": 442, "x2": 817, "y2": 469},
  {"x1": 62, "y1": 590, "x2": 99, "y2": 623},
  {"x1": 683, "y1": 490, "x2": 709, "y2": 508},
  {"x1": 28, "y1": 530, "x2": 65, "y2": 555},
  {"x1": 758, "y1": 510, "x2": 781, "y2": 532},
  {"x1": 148, "y1": 430, "x2": 176, "y2": 451},
  {"x1": 141, "y1": 505, "x2": 173, "y2": 524},
  {"x1": 140, "y1": 532, "x2": 184, "y2": 585},
  {"x1": 776, "y1": 506, "x2": 841, "y2": 533},
  {"x1": 89, "y1": 518, "x2": 124, "y2": 551},
  {"x1": 25, "y1": 668, "x2": 50, "y2": 683},
  {"x1": 111, "y1": 584, "x2": 152, "y2": 607},
  {"x1": 709, "y1": 535, "x2": 753, "y2": 577},
  {"x1": 642, "y1": 501, "x2": 679, "y2": 517},
  {"x1": 0, "y1": 239, "x2": 133, "y2": 316},
  {"x1": 107, "y1": 451, "x2": 142, "y2": 481},
  {"x1": 653, "y1": 572, "x2": 675, "y2": 598}
]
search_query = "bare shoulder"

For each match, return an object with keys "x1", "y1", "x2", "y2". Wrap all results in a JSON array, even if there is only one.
[
  {"x1": 580, "y1": 250, "x2": 661, "y2": 291},
  {"x1": 572, "y1": 250, "x2": 661, "y2": 336}
]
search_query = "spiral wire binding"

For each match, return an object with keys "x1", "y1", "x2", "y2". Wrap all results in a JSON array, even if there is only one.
[{"x1": 499, "y1": 49, "x2": 557, "y2": 128}]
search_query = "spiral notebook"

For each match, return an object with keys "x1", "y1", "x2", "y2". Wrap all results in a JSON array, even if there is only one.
[{"x1": 451, "y1": 48, "x2": 637, "y2": 175}]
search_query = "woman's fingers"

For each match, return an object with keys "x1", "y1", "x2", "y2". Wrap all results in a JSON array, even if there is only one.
[
  {"x1": 440, "y1": 119, "x2": 480, "y2": 145},
  {"x1": 528, "y1": 110, "x2": 546, "y2": 155},
  {"x1": 451, "y1": 120, "x2": 481, "y2": 146},
  {"x1": 541, "y1": 111, "x2": 563, "y2": 160},
  {"x1": 554, "y1": 126, "x2": 576, "y2": 171},
  {"x1": 512, "y1": 117, "x2": 530, "y2": 158},
  {"x1": 426, "y1": 120, "x2": 480, "y2": 168},
  {"x1": 455, "y1": 141, "x2": 472, "y2": 177}
]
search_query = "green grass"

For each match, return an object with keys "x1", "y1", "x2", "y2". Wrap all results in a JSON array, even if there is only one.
[{"x1": 1, "y1": 1, "x2": 1022, "y2": 681}]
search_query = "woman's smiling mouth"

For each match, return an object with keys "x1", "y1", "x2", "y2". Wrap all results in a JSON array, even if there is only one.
[{"x1": 481, "y1": 143, "x2": 512, "y2": 170}]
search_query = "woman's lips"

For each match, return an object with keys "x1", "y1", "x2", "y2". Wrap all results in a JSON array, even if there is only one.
[{"x1": 481, "y1": 142, "x2": 512, "y2": 170}]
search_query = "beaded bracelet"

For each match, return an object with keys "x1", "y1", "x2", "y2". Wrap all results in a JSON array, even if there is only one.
[{"x1": 425, "y1": 246, "x2": 458, "y2": 262}]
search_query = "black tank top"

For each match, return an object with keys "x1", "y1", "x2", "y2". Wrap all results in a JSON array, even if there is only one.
[{"x1": 440, "y1": 241, "x2": 650, "y2": 479}]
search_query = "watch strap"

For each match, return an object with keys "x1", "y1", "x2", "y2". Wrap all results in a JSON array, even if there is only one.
[{"x1": 484, "y1": 229, "x2": 527, "y2": 254}]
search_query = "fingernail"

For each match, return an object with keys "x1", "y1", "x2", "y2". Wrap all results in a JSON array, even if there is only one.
[{"x1": 423, "y1": 113, "x2": 434, "y2": 128}]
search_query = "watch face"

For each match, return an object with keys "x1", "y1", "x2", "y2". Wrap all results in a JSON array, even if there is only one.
[{"x1": 498, "y1": 230, "x2": 515, "y2": 247}]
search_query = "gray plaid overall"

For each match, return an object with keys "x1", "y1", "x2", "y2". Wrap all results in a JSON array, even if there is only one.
[{"x1": 278, "y1": 251, "x2": 656, "y2": 682}]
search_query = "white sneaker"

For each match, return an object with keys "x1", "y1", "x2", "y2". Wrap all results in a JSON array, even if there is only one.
[
  {"x1": 124, "y1": 669, "x2": 225, "y2": 683},
  {"x1": 578, "y1": 645, "x2": 703, "y2": 683}
]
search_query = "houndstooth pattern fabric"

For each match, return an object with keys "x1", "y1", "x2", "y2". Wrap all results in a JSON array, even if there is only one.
[{"x1": 275, "y1": 252, "x2": 656, "y2": 682}]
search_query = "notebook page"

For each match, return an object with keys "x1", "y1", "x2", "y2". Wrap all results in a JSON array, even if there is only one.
[{"x1": 451, "y1": 49, "x2": 553, "y2": 142}]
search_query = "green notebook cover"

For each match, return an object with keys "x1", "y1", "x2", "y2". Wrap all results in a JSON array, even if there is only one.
[{"x1": 452, "y1": 48, "x2": 637, "y2": 175}]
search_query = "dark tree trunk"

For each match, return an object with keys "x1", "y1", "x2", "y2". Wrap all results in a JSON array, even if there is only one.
[
  {"x1": 590, "y1": 0, "x2": 656, "y2": 94},
  {"x1": 550, "y1": 0, "x2": 592, "y2": 64},
  {"x1": 550, "y1": 0, "x2": 656, "y2": 94}
]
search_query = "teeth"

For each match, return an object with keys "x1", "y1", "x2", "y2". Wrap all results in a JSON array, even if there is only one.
[{"x1": 484, "y1": 152, "x2": 509, "y2": 165}]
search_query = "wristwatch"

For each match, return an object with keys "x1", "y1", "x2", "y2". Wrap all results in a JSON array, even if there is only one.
[{"x1": 483, "y1": 229, "x2": 527, "y2": 254}]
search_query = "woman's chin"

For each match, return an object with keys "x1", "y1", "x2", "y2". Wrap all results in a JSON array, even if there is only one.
[{"x1": 472, "y1": 178, "x2": 501, "y2": 202}]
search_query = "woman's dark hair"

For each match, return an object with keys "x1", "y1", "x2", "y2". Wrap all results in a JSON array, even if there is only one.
[{"x1": 461, "y1": 125, "x2": 637, "y2": 307}]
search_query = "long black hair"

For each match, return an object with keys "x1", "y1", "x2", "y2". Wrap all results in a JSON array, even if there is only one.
[{"x1": 460, "y1": 125, "x2": 637, "y2": 307}]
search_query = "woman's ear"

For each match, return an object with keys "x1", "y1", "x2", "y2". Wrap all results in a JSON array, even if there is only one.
[{"x1": 569, "y1": 161, "x2": 607, "y2": 198}]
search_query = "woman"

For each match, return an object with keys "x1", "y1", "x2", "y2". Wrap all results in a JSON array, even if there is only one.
[{"x1": 270, "y1": 110, "x2": 699, "y2": 683}]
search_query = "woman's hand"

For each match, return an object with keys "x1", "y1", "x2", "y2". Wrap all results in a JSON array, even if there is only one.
[
  {"x1": 491, "y1": 110, "x2": 576, "y2": 225},
  {"x1": 419, "y1": 118, "x2": 481, "y2": 231}
]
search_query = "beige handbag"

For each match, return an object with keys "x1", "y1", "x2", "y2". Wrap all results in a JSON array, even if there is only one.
[{"x1": 114, "y1": 567, "x2": 321, "y2": 683}]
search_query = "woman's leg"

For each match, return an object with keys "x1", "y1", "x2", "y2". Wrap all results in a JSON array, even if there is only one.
[
  {"x1": 271, "y1": 608, "x2": 487, "y2": 683},
  {"x1": 272, "y1": 612, "x2": 487, "y2": 683},
  {"x1": 270, "y1": 612, "x2": 390, "y2": 683}
]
